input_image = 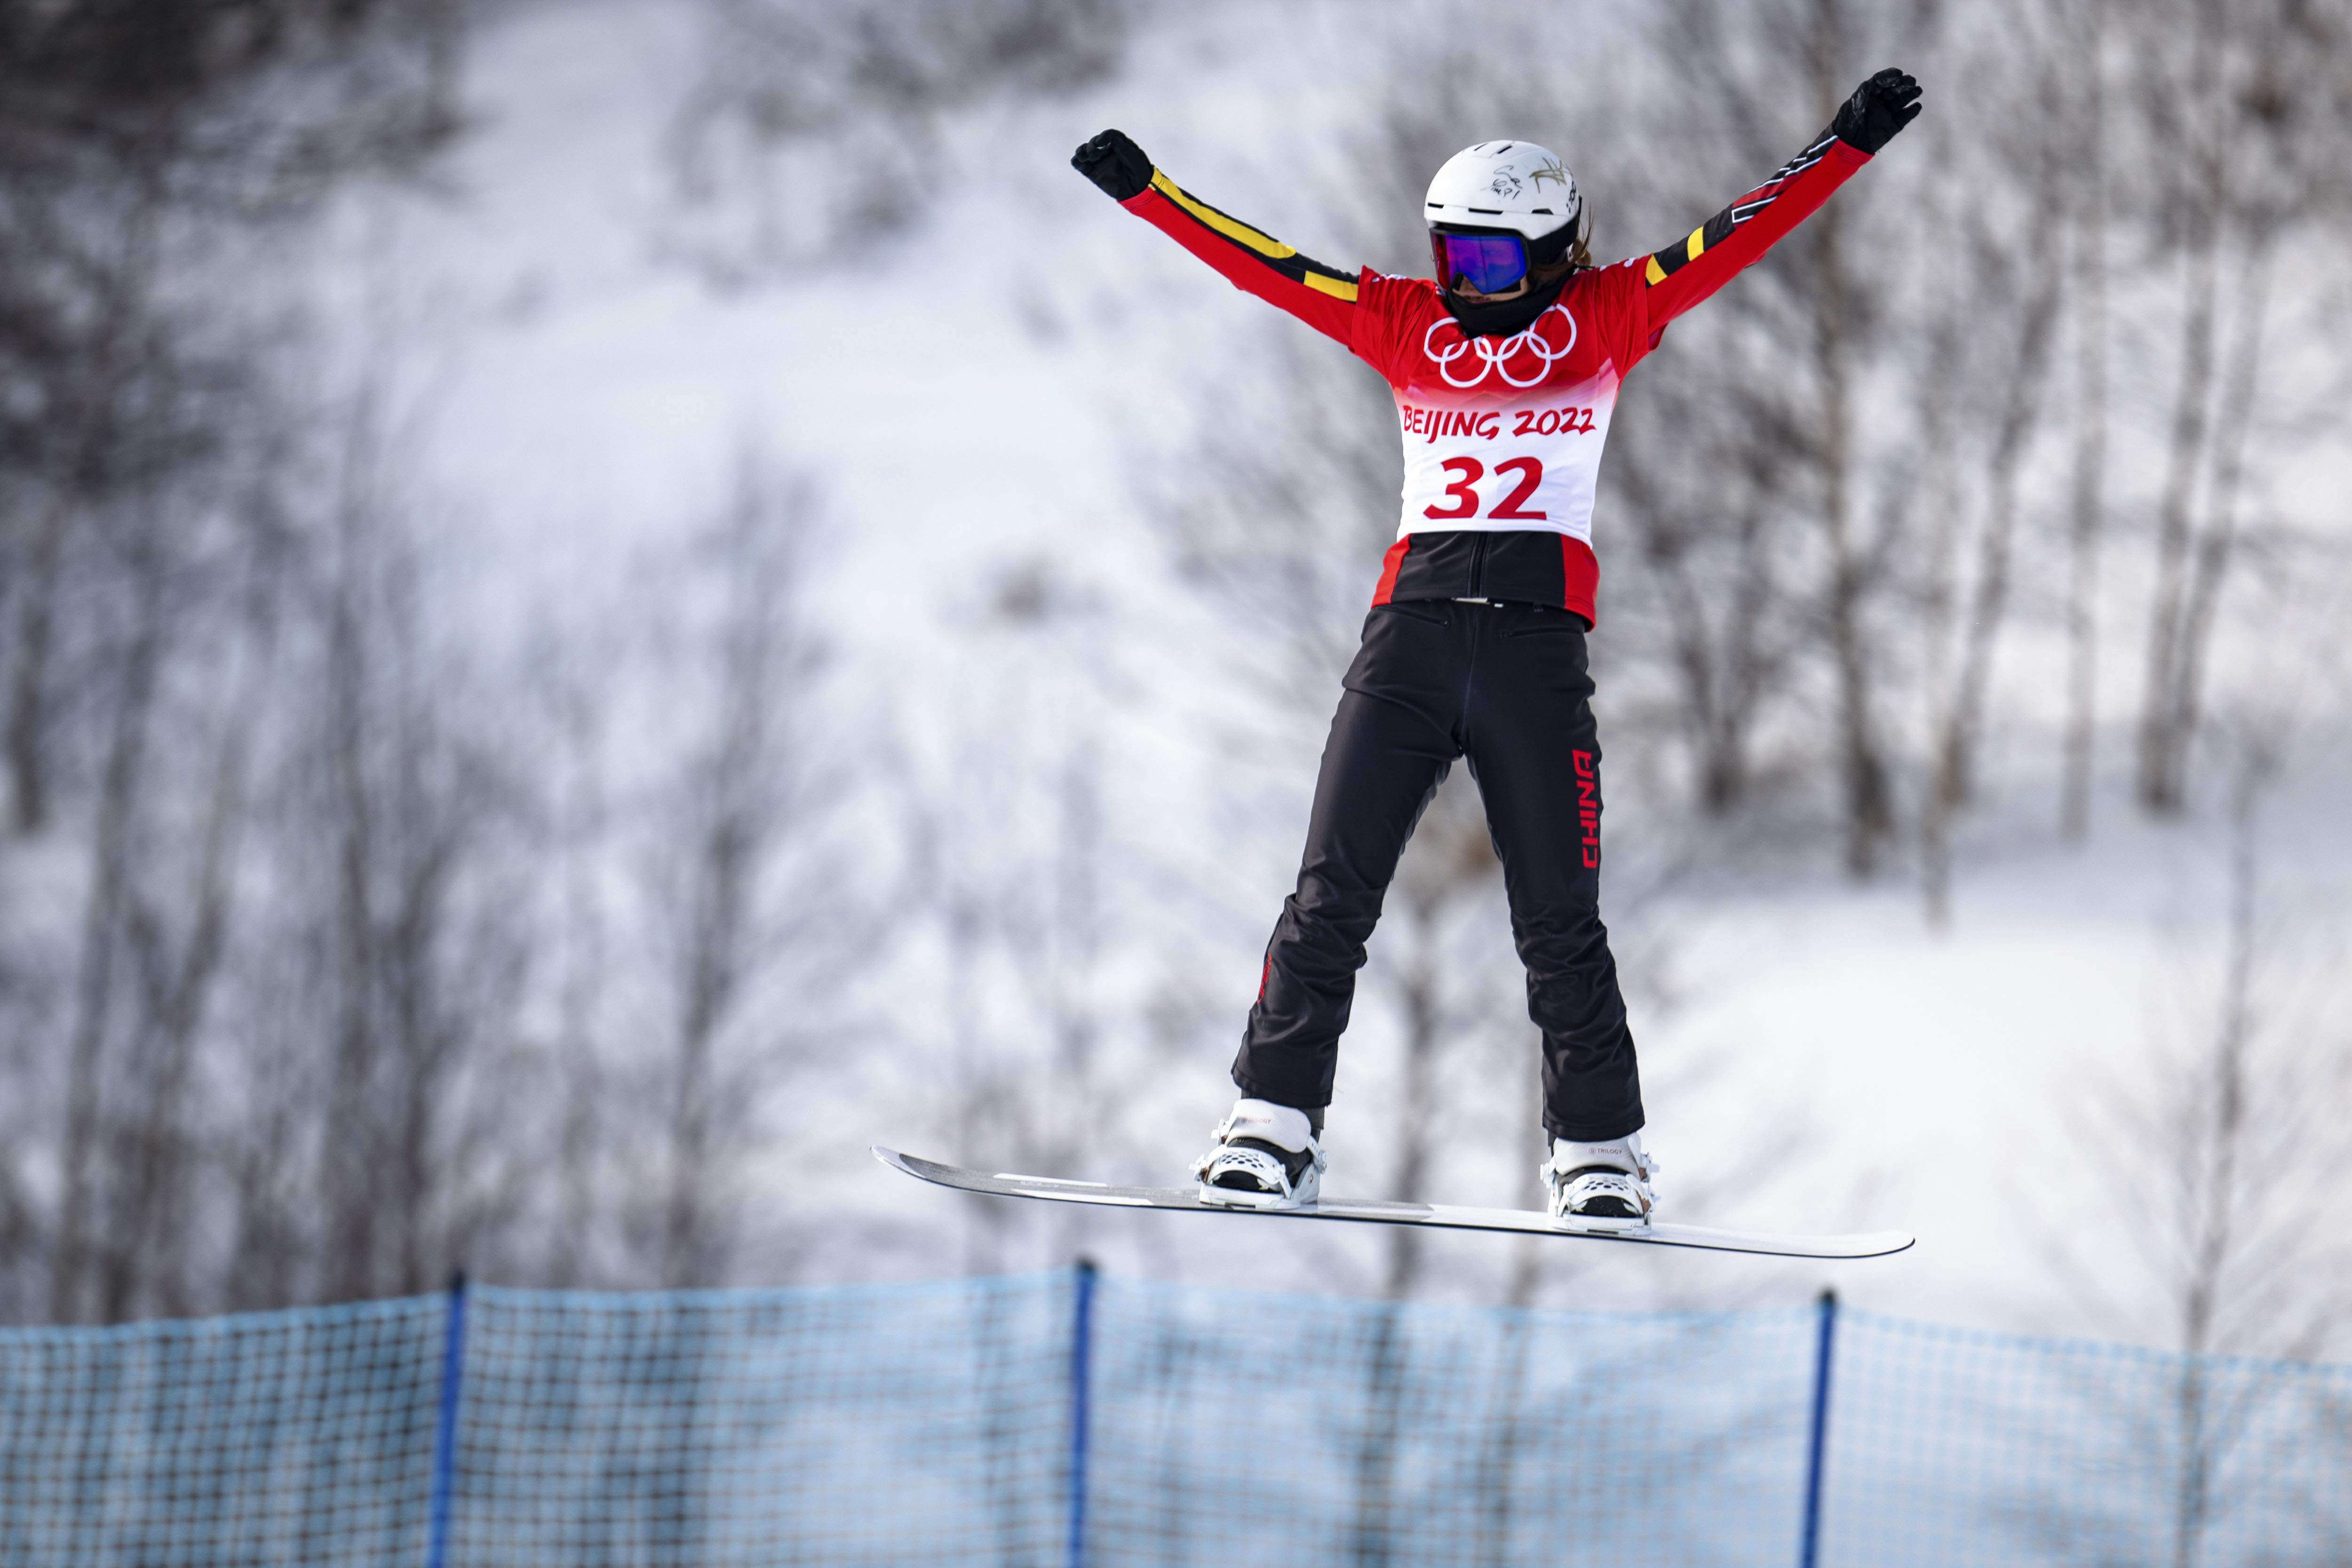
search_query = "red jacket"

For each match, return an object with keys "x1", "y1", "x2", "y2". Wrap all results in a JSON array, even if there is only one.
[{"x1": 1122, "y1": 131, "x2": 1870, "y2": 625}]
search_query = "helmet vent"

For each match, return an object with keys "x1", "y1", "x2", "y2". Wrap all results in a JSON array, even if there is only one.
[{"x1": 1468, "y1": 207, "x2": 1502, "y2": 215}]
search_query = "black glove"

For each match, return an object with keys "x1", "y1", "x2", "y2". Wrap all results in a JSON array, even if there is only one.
[
  {"x1": 1072, "y1": 129, "x2": 1153, "y2": 202},
  {"x1": 1831, "y1": 68, "x2": 1923, "y2": 154}
]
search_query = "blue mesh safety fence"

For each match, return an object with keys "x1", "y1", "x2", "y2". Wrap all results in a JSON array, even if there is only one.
[
  {"x1": 1826, "y1": 1309, "x2": 2352, "y2": 1567},
  {"x1": 1087, "y1": 1281, "x2": 1817, "y2": 1566},
  {"x1": 0, "y1": 1295, "x2": 443, "y2": 1566},
  {"x1": 2, "y1": 1267, "x2": 2348, "y2": 1566},
  {"x1": 450, "y1": 1279, "x2": 1069, "y2": 1565}
]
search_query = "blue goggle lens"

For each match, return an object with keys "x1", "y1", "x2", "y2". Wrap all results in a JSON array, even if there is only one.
[{"x1": 1432, "y1": 231, "x2": 1529, "y2": 294}]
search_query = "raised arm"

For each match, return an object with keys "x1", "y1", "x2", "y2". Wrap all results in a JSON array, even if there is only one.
[
  {"x1": 1641, "y1": 69, "x2": 1923, "y2": 328},
  {"x1": 1073, "y1": 129, "x2": 1361, "y2": 348}
]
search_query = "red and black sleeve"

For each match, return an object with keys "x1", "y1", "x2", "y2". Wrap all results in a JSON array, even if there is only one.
[
  {"x1": 1639, "y1": 129, "x2": 1872, "y2": 329},
  {"x1": 1120, "y1": 171, "x2": 1363, "y2": 348}
]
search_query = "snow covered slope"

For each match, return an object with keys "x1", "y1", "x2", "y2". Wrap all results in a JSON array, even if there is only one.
[{"x1": 318, "y1": 0, "x2": 2352, "y2": 1351}]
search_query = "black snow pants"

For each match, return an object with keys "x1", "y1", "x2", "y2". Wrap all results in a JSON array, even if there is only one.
[{"x1": 1231, "y1": 598, "x2": 1644, "y2": 1143}]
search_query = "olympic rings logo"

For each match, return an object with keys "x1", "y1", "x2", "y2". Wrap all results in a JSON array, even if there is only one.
[{"x1": 1421, "y1": 304, "x2": 1579, "y2": 389}]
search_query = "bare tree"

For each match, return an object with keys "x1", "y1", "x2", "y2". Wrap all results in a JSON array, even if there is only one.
[
  {"x1": 1801, "y1": 0, "x2": 1897, "y2": 877},
  {"x1": 2131, "y1": 0, "x2": 2232, "y2": 819},
  {"x1": 1615, "y1": 0, "x2": 1936, "y2": 872},
  {"x1": 1917, "y1": 59, "x2": 2068, "y2": 925},
  {"x1": 2131, "y1": 0, "x2": 2352, "y2": 813},
  {"x1": 1606, "y1": 371, "x2": 1812, "y2": 818},
  {"x1": 2059, "y1": 0, "x2": 2112, "y2": 843},
  {"x1": 663, "y1": 0, "x2": 1139, "y2": 281},
  {"x1": 2055, "y1": 723, "x2": 2352, "y2": 1564},
  {"x1": 42, "y1": 326, "x2": 306, "y2": 1325},
  {"x1": 0, "y1": 0, "x2": 464, "y2": 1321},
  {"x1": 295, "y1": 389, "x2": 537, "y2": 1305},
  {"x1": 84, "y1": 511, "x2": 279, "y2": 1324},
  {"x1": 49, "y1": 512, "x2": 175, "y2": 1320},
  {"x1": 0, "y1": 0, "x2": 459, "y2": 835},
  {"x1": 898, "y1": 556, "x2": 1139, "y2": 1278},
  {"x1": 641, "y1": 454, "x2": 835, "y2": 1288},
  {"x1": 2, "y1": 205, "x2": 160, "y2": 837},
  {"x1": 533, "y1": 627, "x2": 619, "y2": 1289}
]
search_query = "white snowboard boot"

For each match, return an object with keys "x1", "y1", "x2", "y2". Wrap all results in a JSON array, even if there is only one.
[
  {"x1": 1192, "y1": 1098, "x2": 1326, "y2": 1210},
  {"x1": 1542, "y1": 1130, "x2": 1659, "y2": 1233}
]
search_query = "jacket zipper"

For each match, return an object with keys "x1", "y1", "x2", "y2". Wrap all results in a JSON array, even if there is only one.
[{"x1": 1469, "y1": 532, "x2": 1489, "y2": 599}]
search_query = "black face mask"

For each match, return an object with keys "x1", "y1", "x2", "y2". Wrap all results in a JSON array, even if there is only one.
[{"x1": 1441, "y1": 267, "x2": 1573, "y2": 339}]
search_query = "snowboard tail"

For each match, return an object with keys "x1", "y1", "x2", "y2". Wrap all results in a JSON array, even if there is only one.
[{"x1": 873, "y1": 1147, "x2": 1913, "y2": 1260}]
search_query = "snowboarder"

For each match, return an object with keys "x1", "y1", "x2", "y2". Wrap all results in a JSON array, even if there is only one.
[{"x1": 1071, "y1": 68, "x2": 1923, "y2": 1232}]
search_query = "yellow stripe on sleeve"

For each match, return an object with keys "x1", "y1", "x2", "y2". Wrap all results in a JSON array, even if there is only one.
[
  {"x1": 1151, "y1": 171, "x2": 1297, "y2": 261},
  {"x1": 1645, "y1": 255, "x2": 1668, "y2": 286},
  {"x1": 1303, "y1": 271, "x2": 1359, "y2": 302},
  {"x1": 1685, "y1": 227, "x2": 1706, "y2": 263}
]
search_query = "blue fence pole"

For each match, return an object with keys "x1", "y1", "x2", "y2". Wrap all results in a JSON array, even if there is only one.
[
  {"x1": 425, "y1": 1270, "x2": 469, "y2": 1568},
  {"x1": 1066, "y1": 1258, "x2": 1099, "y2": 1568},
  {"x1": 1798, "y1": 1289, "x2": 1839, "y2": 1568}
]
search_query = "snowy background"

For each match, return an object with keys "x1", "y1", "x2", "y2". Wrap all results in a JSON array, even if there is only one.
[{"x1": 3, "y1": 0, "x2": 2348, "y2": 1360}]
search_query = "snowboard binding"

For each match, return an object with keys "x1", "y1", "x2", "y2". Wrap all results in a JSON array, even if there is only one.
[
  {"x1": 1542, "y1": 1132, "x2": 1659, "y2": 1234},
  {"x1": 1192, "y1": 1099, "x2": 1327, "y2": 1210}
]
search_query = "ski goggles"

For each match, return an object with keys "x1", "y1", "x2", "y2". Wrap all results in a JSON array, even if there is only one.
[{"x1": 1430, "y1": 229, "x2": 1529, "y2": 294}]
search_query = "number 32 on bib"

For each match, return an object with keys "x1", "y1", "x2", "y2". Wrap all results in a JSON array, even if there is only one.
[{"x1": 1425, "y1": 455, "x2": 1548, "y2": 521}]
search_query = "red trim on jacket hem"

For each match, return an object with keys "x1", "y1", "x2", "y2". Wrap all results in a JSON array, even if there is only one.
[
  {"x1": 1371, "y1": 537, "x2": 1410, "y2": 605},
  {"x1": 1563, "y1": 535, "x2": 1598, "y2": 627}
]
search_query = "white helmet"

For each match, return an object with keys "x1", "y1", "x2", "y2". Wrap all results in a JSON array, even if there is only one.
[{"x1": 1424, "y1": 140, "x2": 1590, "y2": 262}]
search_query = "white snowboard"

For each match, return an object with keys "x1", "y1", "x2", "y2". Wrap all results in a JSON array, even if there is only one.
[{"x1": 874, "y1": 1147, "x2": 1913, "y2": 1260}]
